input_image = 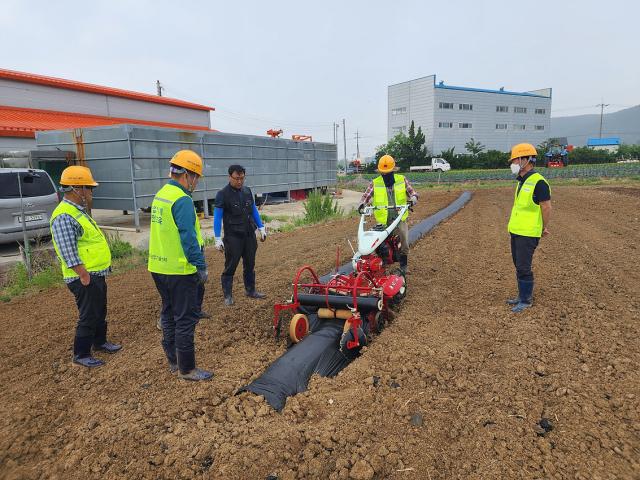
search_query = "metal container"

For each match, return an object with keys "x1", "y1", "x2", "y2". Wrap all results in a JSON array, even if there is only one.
[{"x1": 35, "y1": 125, "x2": 337, "y2": 229}]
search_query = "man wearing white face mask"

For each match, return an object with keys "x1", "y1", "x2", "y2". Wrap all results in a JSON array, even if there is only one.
[{"x1": 506, "y1": 143, "x2": 552, "y2": 313}]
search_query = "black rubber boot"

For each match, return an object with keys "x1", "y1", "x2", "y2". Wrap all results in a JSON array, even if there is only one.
[
  {"x1": 399, "y1": 254, "x2": 408, "y2": 275},
  {"x1": 221, "y1": 275, "x2": 234, "y2": 306},
  {"x1": 506, "y1": 276, "x2": 521, "y2": 304},
  {"x1": 243, "y1": 271, "x2": 266, "y2": 298},
  {"x1": 512, "y1": 280, "x2": 534, "y2": 313}
]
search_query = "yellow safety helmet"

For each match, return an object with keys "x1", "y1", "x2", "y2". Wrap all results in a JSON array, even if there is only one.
[
  {"x1": 170, "y1": 150, "x2": 203, "y2": 176},
  {"x1": 377, "y1": 154, "x2": 396, "y2": 173},
  {"x1": 60, "y1": 165, "x2": 98, "y2": 187},
  {"x1": 509, "y1": 143, "x2": 537, "y2": 162}
]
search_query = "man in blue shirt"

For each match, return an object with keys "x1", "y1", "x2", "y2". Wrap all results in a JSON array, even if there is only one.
[
  {"x1": 213, "y1": 165, "x2": 267, "y2": 306},
  {"x1": 148, "y1": 150, "x2": 211, "y2": 381}
]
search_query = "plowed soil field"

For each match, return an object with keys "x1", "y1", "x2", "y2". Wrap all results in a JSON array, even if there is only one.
[{"x1": 1, "y1": 186, "x2": 638, "y2": 480}]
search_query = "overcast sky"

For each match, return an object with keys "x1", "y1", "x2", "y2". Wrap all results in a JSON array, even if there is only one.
[{"x1": 2, "y1": 0, "x2": 638, "y2": 157}]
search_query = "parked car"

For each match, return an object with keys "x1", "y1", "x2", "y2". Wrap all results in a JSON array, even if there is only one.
[{"x1": 0, "y1": 168, "x2": 59, "y2": 244}]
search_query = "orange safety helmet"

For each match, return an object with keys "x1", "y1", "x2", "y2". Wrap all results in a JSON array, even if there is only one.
[
  {"x1": 509, "y1": 143, "x2": 537, "y2": 162},
  {"x1": 377, "y1": 154, "x2": 396, "y2": 173},
  {"x1": 60, "y1": 165, "x2": 98, "y2": 187},
  {"x1": 170, "y1": 150, "x2": 203, "y2": 176}
]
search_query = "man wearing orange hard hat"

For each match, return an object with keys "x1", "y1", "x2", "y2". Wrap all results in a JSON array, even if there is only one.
[
  {"x1": 50, "y1": 165, "x2": 122, "y2": 369},
  {"x1": 357, "y1": 154, "x2": 418, "y2": 274},
  {"x1": 148, "y1": 150, "x2": 212, "y2": 381},
  {"x1": 506, "y1": 143, "x2": 552, "y2": 313}
]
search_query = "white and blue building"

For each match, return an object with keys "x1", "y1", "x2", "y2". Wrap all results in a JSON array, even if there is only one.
[
  {"x1": 587, "y1": 137, "x2": 620, "y2": 152},
  {"x1": 388, "y1": 74, "x2": 552, "y2": 154}
]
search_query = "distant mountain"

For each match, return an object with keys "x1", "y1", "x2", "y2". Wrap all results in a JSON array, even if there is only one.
[{"x1": 550, "y1": 105, "x2": 640, "y2": 146}]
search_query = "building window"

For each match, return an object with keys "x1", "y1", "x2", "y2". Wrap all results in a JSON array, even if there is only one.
[
  {"x1": 496, "y1": 123, "x2": 507, "y2": 130},
  {"x1": 513, "y1": 124, "x2": 526, "y2": 130},
  {"x1": 438, "y1": 122, "x2": 453, "y2": 128},
  {"x1": 535, "y1": 108, "x2": 546, "y2": 114},
  {"x1": 392, "y1": 126, "x2": 407, "y2": 134},
  {"x1": 458, "y1": 123, "x2": 472, "y2": 129},
  {"x1": 439, "y1": 102, "x2": 454, "y2": 109},
  {"x1": 514, "y1": 107, "x2": 527, "y2": 114},
  {"x1": 496, "y1": 106, "x2": 509, "y2": 113},
  {"x1": 391, "y1": 107, "x2": 407, "y2": 115},
  {"x1": 534, "y1": 125, "x2": 545, "y2": 131},
  {"x1": 459, "y1": 103, "x2": 473, "y2": 111}
]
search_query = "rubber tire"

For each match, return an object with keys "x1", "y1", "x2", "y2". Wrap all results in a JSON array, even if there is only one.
[{"x1": 289, "y1": 314, "x2": 309, "y2": 343}]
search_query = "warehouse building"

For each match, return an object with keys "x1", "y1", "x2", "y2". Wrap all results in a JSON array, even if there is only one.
[
  {"x1": 388, "y1": 74, "x2": 552, "y2": 154},
  {"x1": 0, "y1": 68, "x2": 214, "y2": 152},
  {"x1": 587, "y1": 137, "x2": 620, "y2": 153}
]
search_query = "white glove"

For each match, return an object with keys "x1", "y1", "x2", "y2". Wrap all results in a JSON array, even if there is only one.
[
  {"x1": 409, "y1": 195, "x2": 418, "y2": 206},
  {"x1": 259, "y1": 226, "x2": 267, "y2": 242},
  {"x1": 214, "y1": 237, "x2": 224, "y2": 251}
]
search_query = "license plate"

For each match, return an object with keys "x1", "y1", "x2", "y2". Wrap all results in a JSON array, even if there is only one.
[{"x1": 18, "y1": 214, "x2": 44, "y2": 222}]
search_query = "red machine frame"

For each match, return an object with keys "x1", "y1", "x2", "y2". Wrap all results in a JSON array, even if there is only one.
[{"x1": 274, "y1": 245, "x2": 405, "y2": 351}]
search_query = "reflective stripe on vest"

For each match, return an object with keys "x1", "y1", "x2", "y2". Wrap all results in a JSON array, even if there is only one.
[
  {"x1": 372, "y1": 174, "x2": 409, "y2": 224},
  {"x1": 49, "y1": 201, "x2": 112, "y2": 279},
  {"x1": 147, "y1": 183, "x2": 203, "y2": 275},
  {"x1": 507, "y1": 172, "x2": 550, "y2": 238}
]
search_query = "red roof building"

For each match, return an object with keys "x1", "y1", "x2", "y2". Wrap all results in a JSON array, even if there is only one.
[{"x1": 0, "y1": 68, "x2": 214, "y2": 151}]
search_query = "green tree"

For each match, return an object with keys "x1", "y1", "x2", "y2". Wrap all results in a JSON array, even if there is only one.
[
  {"x1": 439, "y1": 147, "x2": 456, "y2": 163},
  {"x1": 406, "y1": 120, "x2": 429, "y2": 168},
  {"x1": 536, "y1": 139, "x2": 552, "y2": 157},
  {"x1": 374, "y1": 120, "x2": 428, "y2": 171},
  {"x1": 375, "y1": 133, "x2": 410, "y2": 166},
  {"x1": 464, "y1": 137, "x2": 485, "y2": 158}
]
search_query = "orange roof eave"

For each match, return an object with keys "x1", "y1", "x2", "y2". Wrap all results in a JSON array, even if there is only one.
[
  {"x1": 0, "y1": 105, "x2": 216, "y2": 138},
  {"x1": 0, "y1": 68, "x2": 214, "y2": 112}
]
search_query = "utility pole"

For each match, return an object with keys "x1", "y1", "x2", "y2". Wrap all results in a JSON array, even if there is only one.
[
  {"x1": 156, "y1": 80, "x2": 164, "y2": 97},
  {"x1": 597, "y1": 102, "x2": 610, "y2": 138},
  {"x1": 354, "y1": 130, "x2": 361, "y2": 159},
  {"x1": 342, "y1": 118, "x2": 347, "y2": 166}
]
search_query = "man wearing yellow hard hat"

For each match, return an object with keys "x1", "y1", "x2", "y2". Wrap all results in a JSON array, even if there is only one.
[
  {"x1": 358, "y1": 154, "x2": 418, "y2": 274},
  {"x1": 148, "y1": 150, "x2": 212, "y2": 381},
  {"x1": 50, "y1": 165, "x2": 122, "y2": 368},
  {"x1": 506, "y1": 143, "x2": 552, "y2": 312}
]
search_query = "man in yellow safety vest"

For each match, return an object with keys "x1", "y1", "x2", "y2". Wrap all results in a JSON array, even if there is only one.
[
  {"x1": 506, "y1": 143, "x2": 552, "y2": 312},
  {"x1": 148, "y1": 150, "x2": 212, "y2": 381},
  {"x1": 50, "y1": 166, "x2": 121, "y2": 368},
  {"x1": 357, "y1": 155, "x2": 418, "y2": 274}
]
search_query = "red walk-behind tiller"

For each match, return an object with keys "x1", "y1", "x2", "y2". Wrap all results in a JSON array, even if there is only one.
[{"x1": 274, "y1": 204, "x2": 410, "y2": 355}]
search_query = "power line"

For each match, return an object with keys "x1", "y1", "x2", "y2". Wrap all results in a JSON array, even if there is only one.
[{"x1": 161, "y1": 83, "x2": 335, "y2": 128}]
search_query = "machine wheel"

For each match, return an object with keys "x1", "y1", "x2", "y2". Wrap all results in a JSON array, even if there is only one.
[
  {"x1": 374, "y1": 311, "x2": 386, "y2": 333},
  {"x1": 289, "y1": 314, "x2": 309, "y2": 343},
  {"x1": 389, "y1": 268, "x2": 407, "y2": 307},
  {"x1": 339, "y1": 326, "x2": 367, "y2": 359}
]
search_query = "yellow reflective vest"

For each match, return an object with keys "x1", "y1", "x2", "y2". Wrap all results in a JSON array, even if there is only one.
[
  {"x1": 148, "y1": 183, "x2": 203, "y2": 275},
  {"x1": 50, "y1": 201, "x2": 112, "y2": 279},
  {"x1": 508, "y1": 172, "x2": 550, "y2": 238},
  {"x1": 372, "y1": 174, "x2": 409, "y2": 225}
]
